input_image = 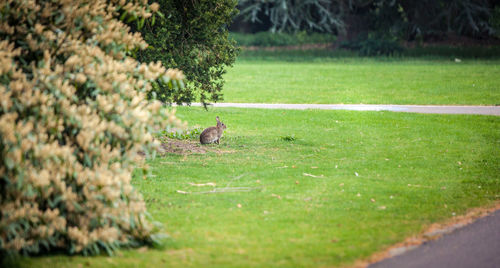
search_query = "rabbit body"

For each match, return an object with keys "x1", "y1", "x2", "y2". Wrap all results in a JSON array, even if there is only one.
[{"x1": 200, "y1": 116, "x2": 226, "y2": 144}]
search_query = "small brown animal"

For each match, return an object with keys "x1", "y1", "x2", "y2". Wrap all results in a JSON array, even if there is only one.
[{"x1": 200, "y1": 116, "x2": 226, "y2": 144}]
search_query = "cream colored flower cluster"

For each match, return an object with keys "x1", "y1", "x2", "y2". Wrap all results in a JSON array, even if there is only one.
[{"x1": 0, "y1": 0, "x2": 183, "y2": 255}]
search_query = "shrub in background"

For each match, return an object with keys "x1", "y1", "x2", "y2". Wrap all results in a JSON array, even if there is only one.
[
  {"x1": 229, "y1": 32, "x2": 337, "y2": 47},
  {"x1": 341, "y1": 34, "x2": 404, "y2": 56},
  {"x1": 133, "y1": 0, "x2": 239, "y2": 105},
  {"x1": 0, "y1": 0, "x2": 184, "y2": 257}
]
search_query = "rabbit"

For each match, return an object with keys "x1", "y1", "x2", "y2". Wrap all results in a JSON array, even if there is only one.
[{"x1": 200, "y1": 116, "x2": 227, "y2": 144}]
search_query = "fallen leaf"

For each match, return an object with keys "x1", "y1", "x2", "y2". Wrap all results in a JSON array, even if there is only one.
[
  {"x1": 237, "y1": 204, "x2": 242, "y2": 208},
  {"x1": 441, "y1": 186, "x2": 446, "y2": 190},
  {"x1": 176, "y1": 190, "x2": 189, "y2": 194},
  {"x1": 311, "y1": 166, "x2": 318, "y2": 169},
  {"x1": 304, "y1": 197, "x2": 312, "y2": 202},
  {"x1": 295, "y1": 181, "x2": 299, "y2": 184},
  {"x1": 303, "y1": 173, "x2": 324, "y2": 178},
  {"x1": 137, "y1": 246, "x2": 148, "y2": 253},
  {"x1": 188, "y1": 182, "x2": 216, "y2": 187},
  {"x1": 263, "y1": 210, "x2": 269, "y2": 215},
  {"x1": 390, "y1": 195, "x2": 394, "y2": 199},
  {"x1": 378, "y1": 206, "x2": 386, "y2": 210},
  {"x1": 370, "y1": 198, "x2": 376, "y2": 203},
  {"x1": 339, "y1": 183, "x2": 344, "y2": 187},
  {"x1": 271, "y1": 193, "x2": 282, "y2": 199},
  {"x1": 355, "y1": 172, "x2": 359, "y2": 177},
  {"x1": 292, "y1": 165, "x2": 297, "y2": 168},
  {"x1": 357, "y1": 193, "x2": 361, "y2": 197},
  {"x1": 256, "y1": 180, "x2": 261, "y2": 183},
  {"x1": 277, "y1": 165, "x2": 288, "y2": 169},
  {"x1": 331, "y1": 239, "x2": 339, "y2": 243},
  {"x1": 335, "y1": 165, "x2": 338, "y2": 168},
  {"x1": 458, "y1": 161, "x2": 462, "y2": 165}
]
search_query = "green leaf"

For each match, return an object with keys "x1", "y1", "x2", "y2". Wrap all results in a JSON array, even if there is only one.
[
  {"x1": 120, "y1": 11, "x2": 128, "y2": 21},
  {"x1": 138, "y1": 17, "x2": 145, "y2": 30},
  {"x1": 54, "y1": 13, "x2": 65, "y2": 25},
  {"x1": 4, "y1": 157, "x2": 15, "y2": 170}
]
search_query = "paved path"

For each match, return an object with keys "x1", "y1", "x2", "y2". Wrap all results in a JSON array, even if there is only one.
[
  {"x1": 187, "y1": 103, "x2": 500, "y2": 116},
  {"x1": 370, "y1": 209, "x2": 500, "y2": 268}
]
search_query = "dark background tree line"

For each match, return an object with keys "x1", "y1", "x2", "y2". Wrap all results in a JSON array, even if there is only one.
[{"x1": 234, "y1": 0, "x2": 500, "y2": 40}]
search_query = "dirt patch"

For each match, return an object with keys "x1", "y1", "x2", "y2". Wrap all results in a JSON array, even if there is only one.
[
  {"x1": 155, "y1": 138, "x2": 235, "y2": 155},
  {"x1": 157, "y1": 138, "x2": 208, "y2": 155},
  {"x1": 350, "y1": 201, "x2": 500, "y2": 268}
]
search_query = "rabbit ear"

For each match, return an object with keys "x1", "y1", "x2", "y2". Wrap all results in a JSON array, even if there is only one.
[{"x1": 216, "y1": 116, "x2": 220, "y2": 123}]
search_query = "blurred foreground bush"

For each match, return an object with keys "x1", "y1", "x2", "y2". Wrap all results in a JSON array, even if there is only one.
[{"x1": 0, "y1": 0, "x2": 184, "y2": 257}]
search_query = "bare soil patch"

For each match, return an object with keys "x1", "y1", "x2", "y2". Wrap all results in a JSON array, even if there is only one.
[
  {"x1": 157, "y1": 138, "x2": 208, "y2": 155},
  {"x1": 155, "y1": 138, "x2": 235, "y2": 155}
]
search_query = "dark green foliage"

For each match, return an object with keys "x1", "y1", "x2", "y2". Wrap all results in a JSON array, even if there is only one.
[
  {"x1": 401, "y1": 45, "x2": 500, "y2": 58},
  {"x1": 491, "y1": 6, "x2": 500, "y2": 37},
  {"x1": 341, "y1": 33, "x2": 404, "y2": 56},
  {"x1": 280, "y1": 135, "x2": 297, "y2": 142},
  {"x1": 230, "y1": 31, "x2": 336, "y2": 47},
  {"x1": 133, "y1": 0, "x2": 239, "y2": 105},
  {"x1": 236, "y1": 45, "x2": 500, "y2": 60}
]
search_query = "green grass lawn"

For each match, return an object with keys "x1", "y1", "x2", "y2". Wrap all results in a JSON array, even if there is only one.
[
  {"x1": 223, "y1": 59, "x2": 500, "y2": 105},
  {"x1": 20, "y1": 107, "x2": 500, "y2": 267}
]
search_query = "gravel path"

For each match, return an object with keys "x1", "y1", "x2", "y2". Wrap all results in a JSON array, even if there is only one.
[{"x1": 186, "y1": 103, "x2": 500, "y2": 116}]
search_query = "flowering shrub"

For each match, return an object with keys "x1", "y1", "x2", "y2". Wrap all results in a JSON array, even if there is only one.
[{"x1": 0, "y1": 0, "x2": 184, "y2": 256}]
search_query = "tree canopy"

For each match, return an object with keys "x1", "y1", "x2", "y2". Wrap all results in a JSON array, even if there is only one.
[
  {"x1": 132, "y1": 0, "x2": 239, "y2": 105},
  {"x1": 237, "y1": 0, "x2": 499, "y2": 40}
]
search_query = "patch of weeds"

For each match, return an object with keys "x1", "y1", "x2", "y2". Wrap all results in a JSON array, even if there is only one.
[
  {"x1": 162, "y1": 127, "x2": 203, "y2": 140},
  {"x1": 280, "y1": 135, "x2": 297, "y2": 142}
]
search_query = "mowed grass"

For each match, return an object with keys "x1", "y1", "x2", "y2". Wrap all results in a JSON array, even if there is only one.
[
  {"x1": 21, "y1": 107, "x2": 500, "y2": 267},
  {"x1": 223, "y1": 59, "x2": 500, "y2": 105}
]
